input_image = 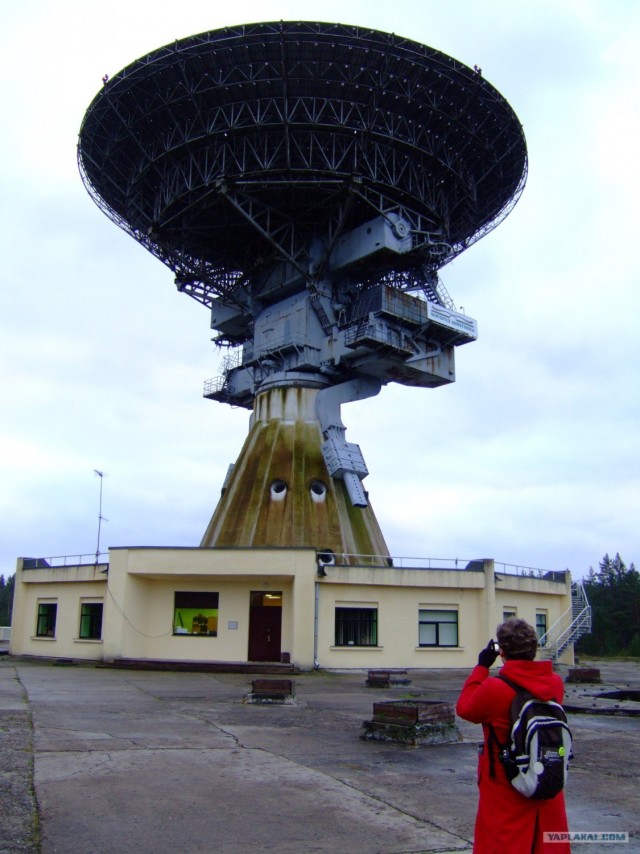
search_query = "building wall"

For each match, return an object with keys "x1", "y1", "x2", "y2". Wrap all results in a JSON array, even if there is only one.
[
  {"x1": 105, "y1": 575, "x2": 298, "y2": 662},
  {"x1": 316, "y1": 562, "x2": 572, "y2": 669},
  {"x1": 11, "y1": 550, "x2": 573, "y2": 669},
  {"x1": 10, "y1": 560, "x2": 108, "y2": 660},
  {"x1": 103, "y1": 547, "x2": 317, "y2": 666}
]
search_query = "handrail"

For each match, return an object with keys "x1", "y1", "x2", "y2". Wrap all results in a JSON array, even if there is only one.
[
  {"x1": 539, "y1": 582, "x2": 592, "y2": 658},
  {"x1": 326, "y1": 554, "x2": 478, "y2": 569},
  {"x1": 494, "y1": 562, "x2": 568, "y2": 580},
  {"x1": 539, "y1": 581, "x2": 587, "y2": 645},
  {"x1": 21, "y1": 554, "x2": 108, "y2": 568},
  {"x1": 19, "y1": 550, "x2": 569, "y2": 578},
  {"x1": 321, "y1": 554, "x2": 568, "y2": 578}
]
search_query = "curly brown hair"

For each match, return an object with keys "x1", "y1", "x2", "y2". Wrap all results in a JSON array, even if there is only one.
[{"x1": 496, "y1": 618, "x2": 538, "y2": 660}]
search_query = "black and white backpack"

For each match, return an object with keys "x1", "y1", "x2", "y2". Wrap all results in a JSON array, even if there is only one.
[{"x1": 489, "y1": 674, "x2": 572, "y2": 800}]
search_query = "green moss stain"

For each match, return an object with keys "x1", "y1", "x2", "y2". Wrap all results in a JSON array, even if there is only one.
[{"x1": 201, "y1": 389, "x2": 389, "y2": 556}]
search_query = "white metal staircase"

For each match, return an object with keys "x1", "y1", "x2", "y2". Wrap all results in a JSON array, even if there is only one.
[{"x1": 539, "y1": 581, "x2": 592, "y2": 662}]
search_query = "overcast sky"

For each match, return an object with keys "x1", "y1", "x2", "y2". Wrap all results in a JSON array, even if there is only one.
[{"x1": 1, "y1": 0, "x2": 638, "y2": 582}]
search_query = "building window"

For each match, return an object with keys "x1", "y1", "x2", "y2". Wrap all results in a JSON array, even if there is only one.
[
  {"x1": 418, "y1": 609, "x2": 458, "y2": 647},
  {"x1": 36, "y1": 603, "x2": 57, "y2": 637},
  {"x1": 335, "y1": 607, "x2": 378, "y2": 646},
  {"x1": 503, "y1": 609, "x2": 517, "y2": 621},
  {"x1": 174, "y1": 592, "x2": 219, "y2": 636},
  {"x1": 79, "y1": 602, "x2": 103, "y2": 639},
  {"x1": 536, "y1": 611, "x2": 548, "y2": 646}
]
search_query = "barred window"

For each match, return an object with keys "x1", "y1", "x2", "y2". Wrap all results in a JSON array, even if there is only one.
[
  {"x1": 36, "y1": 603, "x2": 57, "y2": 638},
  {"x1": 335, "y1": 607, "x2": 378, "y2": 647},
  {"x1": 418, "y1": 609, "x2": 458, "y2": 647},
  {"x1": 79, "y1": 602, "x2": 103, "y2": 639}
]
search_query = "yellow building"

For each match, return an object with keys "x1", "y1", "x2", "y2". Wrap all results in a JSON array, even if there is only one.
[{"x1": 10, "y1": 548, "x2": 577, "y2": 669}]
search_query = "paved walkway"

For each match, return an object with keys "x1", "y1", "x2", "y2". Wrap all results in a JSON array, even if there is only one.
[{"x1": 1, "y1": 657, "x2": 638, "y2": 853}]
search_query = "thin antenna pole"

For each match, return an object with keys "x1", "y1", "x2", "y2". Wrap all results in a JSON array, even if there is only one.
[{"x1": 94, "y1": 470, "x2": 104, "y2": 563}]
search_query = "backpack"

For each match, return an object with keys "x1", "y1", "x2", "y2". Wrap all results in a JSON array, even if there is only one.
[{"x1": 489, "y1": 673, "x2": 572, "y2": 800}]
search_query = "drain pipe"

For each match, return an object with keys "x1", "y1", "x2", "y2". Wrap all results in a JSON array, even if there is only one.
[{"x1": 313, "y1": 581, "x2": 320, "y2": 669}]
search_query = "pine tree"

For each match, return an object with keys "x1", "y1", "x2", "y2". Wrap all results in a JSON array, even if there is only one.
[
  {"x1": 579, "y1": 554, "x2": 640, "y2": 655},
  {"x1": 0, "y1": 574, "x2": 14, "y2": 626}
]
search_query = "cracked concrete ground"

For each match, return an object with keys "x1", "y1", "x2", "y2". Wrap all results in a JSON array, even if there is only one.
[
  {"x1": 0, "y1": 657, "x2": 638, "y2": 853},
  {"x1": 0, "y1": 665, "x2": 38, "y2": 853}
]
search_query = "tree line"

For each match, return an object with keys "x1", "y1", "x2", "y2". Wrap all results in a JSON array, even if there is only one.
[
  {"x1": 577, "y1": 553, "x2": 640, "y2": 657},
  {"x1": 0, "y1": 574, "x2": 14, "y2": 627}
]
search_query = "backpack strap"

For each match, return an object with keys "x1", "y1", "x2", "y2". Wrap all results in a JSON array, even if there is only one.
[
  {"x1": 486, "y1": 724, "x2": 500, "y2": 779},
  {"x1": 486, "y1": 673, "x2": 519, "y2": 779}
]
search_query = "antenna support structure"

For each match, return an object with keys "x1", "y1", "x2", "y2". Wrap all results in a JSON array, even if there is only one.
[{"x1": 78, "y1": 22, "x2": 527, "y2": 558}]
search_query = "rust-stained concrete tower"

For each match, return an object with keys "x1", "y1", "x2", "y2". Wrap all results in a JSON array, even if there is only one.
[{"x1": 78, "y1": 22, "x2": 527, "y2": 562}]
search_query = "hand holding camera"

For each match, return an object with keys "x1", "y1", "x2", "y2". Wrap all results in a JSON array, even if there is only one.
[{"x1": 478, "y1": 638, "x2": 500, "y2": 668}]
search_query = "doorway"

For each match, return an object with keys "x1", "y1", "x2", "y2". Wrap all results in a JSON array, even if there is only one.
[{"x1": 248, "y1": 591, "x2": 282, "y2": 662}]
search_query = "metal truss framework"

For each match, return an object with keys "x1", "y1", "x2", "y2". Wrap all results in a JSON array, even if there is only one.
[{"x1": 78, "y1": 21, "x2": 527, "y2": 308}]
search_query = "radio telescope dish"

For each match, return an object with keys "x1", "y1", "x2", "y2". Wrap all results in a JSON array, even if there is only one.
[
  {"x1": 78, "y1": 22, "x2": 527, "y2": 554},
  {"x1": 78, "y1": 21, "x2": 527, "y2": 309}
]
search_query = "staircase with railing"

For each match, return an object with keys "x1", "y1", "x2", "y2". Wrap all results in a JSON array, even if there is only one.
[{"x1": 539, "y1": 581, "x2": 592, "y2": 662}]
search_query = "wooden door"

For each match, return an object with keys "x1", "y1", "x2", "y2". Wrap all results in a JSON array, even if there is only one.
[{"x1": 248, "y1": 591, "x2": 282, "y2": 661}]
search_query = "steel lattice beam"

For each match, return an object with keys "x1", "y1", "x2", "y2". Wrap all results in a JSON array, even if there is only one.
[{"x1": 78, "y1": 21, "x2": 527, "y2": 306}]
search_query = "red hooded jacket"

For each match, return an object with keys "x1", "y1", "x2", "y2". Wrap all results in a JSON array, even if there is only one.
[{"x1": 456, "y1": 659, "x2": 570, "y2": 854}]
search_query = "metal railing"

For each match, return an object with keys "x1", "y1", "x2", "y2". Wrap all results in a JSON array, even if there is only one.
[
  {"x1": 318, "y1": 555, "x2": 570, "y2": 579},
  {"x1": 344, "y1": 319, "x2": 415, "y2": 354},
  {"x1": 19, "y1": 550, "x2": 571, "y2": 589},
  {"x1": 21, "y1": 554, "x2": 108, "y2": 569},
  {"x1": 539, "y1": 582, "x2": 592, "y2": 661},
  {"x1": 203, "y1": 375, "x2": 226, "y2": 396},
  {"x1": 494, "y1": 562, "x2": 568, "y2": 581},
  {"x1": 320, "y1": 553, "x2": 481, "y2": 570}
]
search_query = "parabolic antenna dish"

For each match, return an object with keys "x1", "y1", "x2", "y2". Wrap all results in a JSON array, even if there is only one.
[{"x1": 78, "y1": 21, "x2": 527, "y2": 306}]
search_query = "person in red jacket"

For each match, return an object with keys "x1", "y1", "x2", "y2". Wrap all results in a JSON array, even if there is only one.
[{"x1": 456, "y1": 618, "x2": 570, "y2": 853}]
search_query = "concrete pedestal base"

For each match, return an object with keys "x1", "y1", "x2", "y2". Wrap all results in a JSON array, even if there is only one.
[{"x1": 361, "y1": 700, "x2": 461, "y2": 746}]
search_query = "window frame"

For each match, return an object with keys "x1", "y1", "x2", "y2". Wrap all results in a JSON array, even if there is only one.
[
  {"x1": 79, "y1": 601, "x2": 104, "y2": 640},
  {"x1": 418, "y1": 608, "x2": 459, "y2": 648},
  {"x1": 334, "y1": 606, "x2": 378, "y2": 647},
  {"x1": 36, "y1": 602, "x2": 57, "y2": 638},
  {"x1": 173, "y1": 591, "x2": 219, "y2": 636},
  {"x1": 536, "y1": 611, "x2": 548, "y2": 646}
]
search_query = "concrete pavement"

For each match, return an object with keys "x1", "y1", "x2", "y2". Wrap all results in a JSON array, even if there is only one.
[{"x1": 1, "y1": 657, "x2": 638, "y2": 853}]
